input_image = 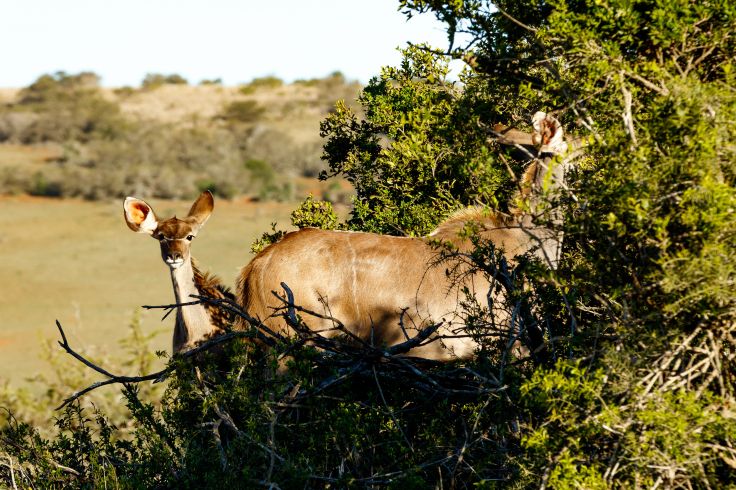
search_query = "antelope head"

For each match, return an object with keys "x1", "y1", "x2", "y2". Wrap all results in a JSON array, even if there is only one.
[{"x1": 123, "y1": 191, "x2": 214, "y2": 269}]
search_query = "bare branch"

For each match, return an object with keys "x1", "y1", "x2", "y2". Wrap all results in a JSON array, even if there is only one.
[
  {"x1": 59, "y1": 279, "x2": 506, "y2": 414},
  {"x1": 54, "y1": 318, "x2": 257, "y2": 410},
  {"x1": 622, "y1": 70, "x2": 670, "y2": 96},
  {"x1": 495, "y1": 5, "x2": 538, "y2": 32},
  {"x1": 619, "y1": 72, "x2": 638, "y2": 147}
]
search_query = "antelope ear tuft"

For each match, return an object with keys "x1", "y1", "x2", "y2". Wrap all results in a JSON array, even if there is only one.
[{"x1": 123, "y1": 197, "x2": 158, "y2": 234}]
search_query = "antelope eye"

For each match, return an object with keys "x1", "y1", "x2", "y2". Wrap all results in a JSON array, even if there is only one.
[{"x1": 186, "y1": 235, "x2": 194, "y2": 241}]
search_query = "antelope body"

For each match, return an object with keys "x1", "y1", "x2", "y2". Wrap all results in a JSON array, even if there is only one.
[
  {"x1": 237, "y1": 211, "x2": 557, "y2": 360},
  {"x1": 123, "y1": 112, "x2": 571, "y2": 360}
]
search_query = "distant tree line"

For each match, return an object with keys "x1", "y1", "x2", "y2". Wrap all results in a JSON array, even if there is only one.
[{"x1": 0, "y1": 70, "x2": 359, "y2": 201}]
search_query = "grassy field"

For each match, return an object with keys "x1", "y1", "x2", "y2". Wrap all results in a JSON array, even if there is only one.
[
  {"x1": 0, "y1": 77, "x2": 356, "y2": 389},
  {"x1": 0, "y1": 196, "x2": 302, "y2": 388}
]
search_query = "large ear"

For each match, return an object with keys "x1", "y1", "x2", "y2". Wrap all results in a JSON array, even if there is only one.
[
  {"x1": 187, "y1": 191, "x2": 214, "y2": 226},
  {"x1": 123, "y1": 197, "x2": 158, "y2": 234}
]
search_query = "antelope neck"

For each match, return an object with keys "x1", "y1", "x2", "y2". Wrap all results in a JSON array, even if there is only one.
[{"x1": 170, "y1": 256, "x2": 215, "y2": 352}]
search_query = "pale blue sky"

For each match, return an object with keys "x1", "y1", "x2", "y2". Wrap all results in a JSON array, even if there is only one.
[{"x1": 1, "y1": 0, "x2": 453, "y2": 87}]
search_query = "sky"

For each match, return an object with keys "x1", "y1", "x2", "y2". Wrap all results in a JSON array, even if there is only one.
[{"x1": 0, "y1": 0, "x2": 454, "y2": 87}]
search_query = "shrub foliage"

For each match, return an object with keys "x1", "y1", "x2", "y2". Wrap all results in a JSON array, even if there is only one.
[{"x1": 2, "y1": 0, "x2": 736, "y2": 488}]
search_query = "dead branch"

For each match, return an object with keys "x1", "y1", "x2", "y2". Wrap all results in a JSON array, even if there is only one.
[
  {"x1": 268, "y1": 283, "x2": 504, "y2": 401},
  {"x1": 619, "y1": 71, "x2": 638, "y2": 147},
  {"x1": 54, "y1": 319, "x2": 257, "y2": 410},
  {"x1": 58, "y1": 278, "x2": 508, "y2": 412}
]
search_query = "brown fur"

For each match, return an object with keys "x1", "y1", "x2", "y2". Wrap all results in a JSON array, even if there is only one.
[
  {"x1": 235, "y1": 209, "x2": 556, "y2": 360},
  {"x1": 192, "y1": 259, "x2": 235, "y2": 329},
  {"x1": 237, "y1": 227, "x2": 488, "y2": 359}
]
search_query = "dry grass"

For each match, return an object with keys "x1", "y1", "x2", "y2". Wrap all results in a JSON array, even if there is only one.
[
  {"x1": 0, "y1": 196, "x2": 304, "y2": 388},
  {"x1": 105, "y1": 84, "x2": 242, "y2": 123},
  {"x1": 0, "y1": 88, "x2": 19, "y2": 104},
  {"x1": 0, "y1": 143, "x2": 62, "y2": 169},
  {"x1": 104, "y1": 82, "x2": 352, "y2": 144}
]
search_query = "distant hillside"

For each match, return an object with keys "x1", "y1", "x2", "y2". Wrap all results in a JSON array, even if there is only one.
[{"x1": 0, "y1": 72, "x2": 360, "y2": 201}]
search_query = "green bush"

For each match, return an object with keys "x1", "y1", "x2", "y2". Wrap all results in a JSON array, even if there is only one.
[
  {"x1": 141, "y1": 73, "x2": 189, "y2": 89},
  {"x1": 290, "y1": 195, "x2": 339, "y2": 229},
  {"x1": 195, "y1": 179, "x2": 236, "y2": 199},
  {"x1": 0, "y1": 71, "x2": 350, "y2": 201},
  {"x1": 4, "y1": 71, "x2": 128, "y2": 144},
  {"x1": 250, "y1": 222, "x2": 287, "y2": 254},
  {"x1": 219, "y1": 100, "x2": 265, "y2": 124},
  {"x1": 113, "y1": 86, "x2": 136, "y2": 97},
  {"x1": 40, "y1": 123, "x2": 250, "y2": 200},
  {"x1": 243, "y1": 158, "x2": 293, "y2": 201},
  {"x1": 320, "y1": 46, "x2": 508, "y2": 235},
  {"x1": 244, "y1": 158, "x2": 275, "y2": 187},
  {"x1": 28, "y1": 171, "x2": 63, "y2": 197},
  {"x1": 239, "y1": 76, "x2": 284, "y2": 95}
]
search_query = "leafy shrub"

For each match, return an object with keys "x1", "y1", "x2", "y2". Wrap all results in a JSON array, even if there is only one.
[
  {"x1": 0, "y1": 112, "x2": 38, "y2": 142},
  {"x1": 141, "y1": 73, "x2": 188, "y2": 89},
  {"x1": 250, "y1": 222, "x2": 287, "y2": 254},
  {"x1": 240, "y1": 158, "x2": 291, "y2": 201},
  {"x1": 243, "y1": 128, "x2": 313, "y2": 175},
  {"x1": 6, "y1": 1, "x2": 735, "y2": 488},
  {"x1": 239, "y1": 76, "x2": 283, "y2": 94},
  {"x1": 51, "y1": 123, "x2": 249, "y2": 200},
  {"x1": 290, "y1": 195, "x2": 339, "y2": 229},
  {"x1": 28, "y1": 171, "x2": 62, "y2": 197},
  {"x1": 113, "y1": 86, "x2": 136, "y2": 97},
  {"x1": 219, "y1": 100, "x2": 265, "y2": 124},
  {"x1": 0, "y1": 71, "x2": 352, "y2": 201},
  {"x1": 320, "y1": 46, "x2": 508, "y2": 235},
  {"x1": 3, "y1": 72, "x2": 128, "y2": 144},
  {"x1": 244, "y1": 158, "x2": 275, "y2": 188},
  {"x1": 195, "y1": 179, "x2": 236, "y2": 199},
  {"x1": 18, "y1": 71, "x2": 100, "y2": 105},
  {"x1": 1, "y1": 312, "x2": 530, "y2": 488}
]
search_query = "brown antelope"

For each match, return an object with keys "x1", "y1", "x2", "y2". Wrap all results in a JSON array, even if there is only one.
[
  {"x1": 124, "y1": 112, "x2": 573, "y2": 360},
  {"x1": 123, "y1": 191, "x2": 234, "y2": 353}
]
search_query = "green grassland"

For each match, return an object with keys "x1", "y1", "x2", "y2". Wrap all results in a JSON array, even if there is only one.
[{"x1": 0, "y1": 196, "x2": 298, "y2": 388}]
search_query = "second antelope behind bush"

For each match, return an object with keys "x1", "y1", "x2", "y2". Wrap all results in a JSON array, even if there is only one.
[{"x1": 123, "y1": 112, "x2": 573, "y2": 360}]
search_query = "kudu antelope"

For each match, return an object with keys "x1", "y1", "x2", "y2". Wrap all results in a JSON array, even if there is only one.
[
  {"x1": 123, "y1": 191, "x2": 234, "y2": 353},
  {"x1": 124, "y1": 112, "x2": 573, "y2": 360}
]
